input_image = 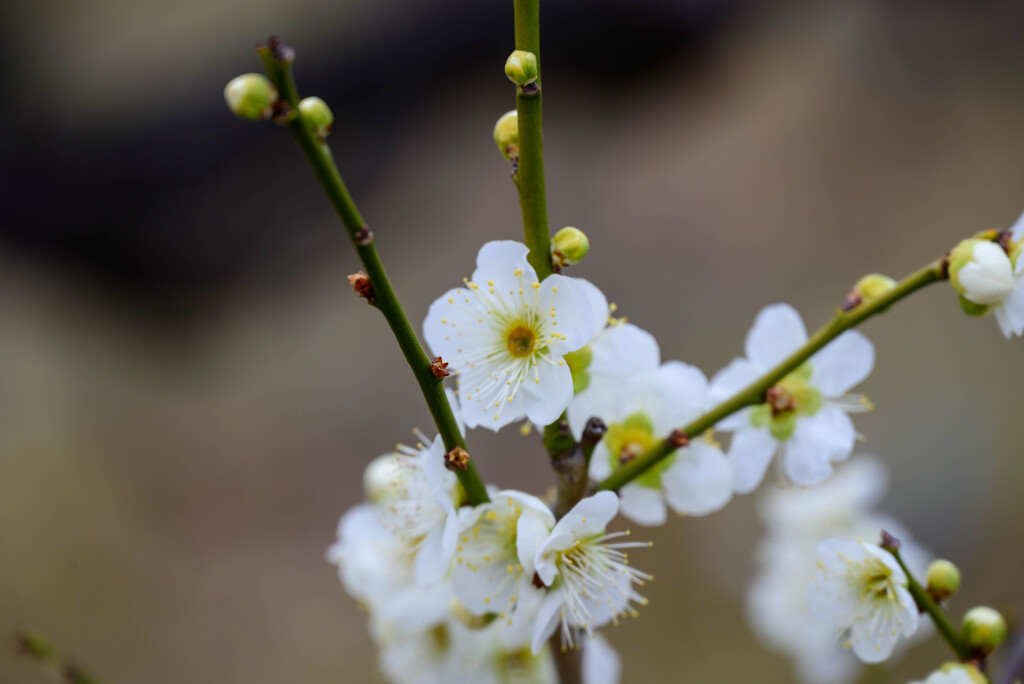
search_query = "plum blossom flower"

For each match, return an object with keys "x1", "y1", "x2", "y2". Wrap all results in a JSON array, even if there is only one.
[
  {"x1": 530, "y1": 491, "x2": 651, "y2": 653},
  {"x1": 807, "y1": 539, "x2": 919, "y2": 663},
  {"x1": 424, "y1": 241, "x2": 600, "y2": 431},
  {"x1": 588, "y1": 361, "x2": 733, "y2": 525},
  {"x1": 909, "y1": 664, "x2": 986, "y2": 684},
  {"x1": 711, "y1": 304, "x2": 875, "y2": 493}
]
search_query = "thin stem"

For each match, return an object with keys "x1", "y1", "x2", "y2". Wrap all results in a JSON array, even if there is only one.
[
  {"x1": 512, "y1": 0, "x2": 552, "y2": 280},
  {"x1": 889, "y1": 549, "x2": 973, "y2": 662},
  {"x1": 13, "y1": 631, "x2": 103, "y2": 684},
  {"x1": 258, "y1": 40, "x2": 488, "y2": 505},
  {"x1": 597, "y1": 258, "x2": 947, "y2": 492}
]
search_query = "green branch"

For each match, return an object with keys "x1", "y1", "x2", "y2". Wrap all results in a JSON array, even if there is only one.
[
  {"x1": 888, "y1": 548, "x2": 973, "y2": 662},
  {"x1": 13, "y1": 631, "x2": 103, "y2": 684},
  {"x1": 257, "y1": 39, "x2": 488, "y2": 505},
  {"x1": 596, "y1": 258, "x2": 947, "y2": 492},
  {"x1": 512, "y1": 0, "x2": 552, "y2": 280}
]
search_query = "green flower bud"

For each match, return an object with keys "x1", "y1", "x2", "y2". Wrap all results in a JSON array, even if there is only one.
[
  {"x1": 224, "y1": 73, "x2": 278, "y2": 121},
  {"x1": 551, "y1": 227, "x2": 590, "y2": 268},
  {"x1": 504, "y1": 50, "x2": 539, "y2": 86},
  {"x1": 937, "y1": 663, "x2": 987, "y2": 684},
  {"x1": 855, "y1": 273, "x2": 897, "y2": 301},
  {"x1": 493, "y1": 110, "x2": 519, "y2": 160},
  {"x1": 298, "y1": 96, "x2": 333, "y2": 140},
  {"x1": 962, "y1": 606, "x2": 1007, "y2": 654},
  {"x1": 926, "y1": 559, "x2": 961, "y2": 601}
]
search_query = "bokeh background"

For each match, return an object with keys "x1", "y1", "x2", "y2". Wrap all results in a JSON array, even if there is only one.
[{"x1": 2, "y1": 1, "x2": 1024, "y2": 681}]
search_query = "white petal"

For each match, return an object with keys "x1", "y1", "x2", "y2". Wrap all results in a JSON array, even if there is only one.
[
  {"x1": 994, "y1": 277, "x2": 1024, "y2": 338},
  {"x1": 517, "y1": 508, "x2": 556, "y2": 577},
  {"x1": 414, "y1": 525, "x2": 449, "y2": 587},
  {"x1": 617, "y1": 484, "x2": 667, "y2": 526},
  {"x1": 745, "y1": 304, "x2": 808, "y2": 370},
  {"x1": 709, "y1": 357, "x2": 761, "y2": 404},
  {"x1": 649, "y1": 360, "x2": 710, "y2": 431},
  {"x1": 1011, "y1": 208, "x2": 1024, "y2": 242},
  {"x1": 728, "y1": 427, "x2": 778, "y2": 494},
  {"x1": 541, "y1": 274, "x2": 600, "y2": 354},
  {"x1": 588, "y1": 440, "x2": 613, "y2": 480},
  {"x1": 422, "y1": 286, "x2": 484, "y2": 359},
  {"x1": 549, "y1": 491, "x2": 619, "y2": 540},
  {"x1": 522, "y1": 359, "x2": 575, "y2": 426},
  {"x1": 568, "y1": 377, "x2": 620, "y2": 441},
  {"x1": 582, "y1": 633, "x2": 621, "y2": 684},
  {"x1": 422, "y1": 436, "x2": 456, "y2": 513},
  {"x1": 588, "y1": 322, "x2": 660, "y2": 378},
  {"x1": 716, "y1": 406, "x2": 754, "y2": 432},
  {"x1": 811, "y1": 330, "x2": 875, "y2": 396},
  {"x1": 662, "y1": 441, "x2": 733, "y2": 516},
  {"x1": 472, "y1": 240, "x2": 536, "y2": 295},
  {"x1": 784, "y1": 408, "x2": 856, "y2": 485},
  {"x1": 575, "y1": 278, "x2": 611, "y2": 339},
  {"x1": 531, "y1": 590, "x2": 564, "y2": 654}
]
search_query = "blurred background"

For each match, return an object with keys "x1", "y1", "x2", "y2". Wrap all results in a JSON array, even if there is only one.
[{"x1": 2, "y1": 0, "x2": 1024, "y2": 681}]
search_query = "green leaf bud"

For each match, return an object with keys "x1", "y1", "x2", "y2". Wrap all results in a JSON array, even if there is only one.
[
  {"x1": 224, "y1": 73, "x2": 278, "y2": 121},
  {"x1": 298, "y1": 96, "x2": 334, "y2": 140},
  {"x1": 925, "y1": 559, "x2": 961, "y2": 601},
  {"x1": 962, "y1": 606, "x2": 1007, "y2": 654},
  {"x1": 504, "y1": 50, "x2": 539, "y2": 86},
  {"x1": 551, "y1": 226, "x2": 590, "y2": 268},
  {"x1": 493, "y1": 110, "x2": 519, "y2": 160}
]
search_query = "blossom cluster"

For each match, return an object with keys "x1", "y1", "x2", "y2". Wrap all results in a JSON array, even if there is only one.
[{"x1": 326, "y1": 229, "x2": 1021, "y2": 682}]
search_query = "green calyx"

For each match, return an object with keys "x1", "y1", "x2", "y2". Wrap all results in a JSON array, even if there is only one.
[
  {"x1": 564, "y1": 345, "x2": 593, "y2": 394},
  {"x1": 605, "y1": 412, "x2": 675, "y2": 489},
  {"x1": 750, "y1": 363, "x2": 821, "y2": 441}
]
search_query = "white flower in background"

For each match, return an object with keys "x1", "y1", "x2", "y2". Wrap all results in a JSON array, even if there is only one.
[
  {"x1": 564, "y1": 281, "x2": 661, "y2": 440},
  {"x1": 581, "y1": 633, "x2": 622, "y2": 684},
  {"x1": 588, "y1": 361, "x2": 732, "y2": 525},
  {"x1": 711, "y1": 304, "x2": 875, "y2": 493},
  {"x1": 424, "y1": 240, "x2": 600, "y2": 431},
  {"x1": 909, "y1": 664, "x2": 986, "y2": 684},
  {"x1": 376, "y1": 434, "x2": 462, "y2": 587},
  {"x1": 451, "y1": 490, "x2": 555, "y2": 620},
  {"x1": 947, "y1": 214, "x2": 1024, "y2": 338},
  {"x1": 808, "y1": 539, "x2": 919, "y2": 663},
  {"x1": 530, "y1": 491, "x2": 651, "y2": 653},
  {"x1": 995, "y1": 210, "x2": 1024, "y2": 338},
  {"x1": 747, "y1": 458, "x2": 932, "y2": 684}
]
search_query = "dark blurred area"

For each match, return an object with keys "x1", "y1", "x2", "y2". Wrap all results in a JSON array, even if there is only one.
[{"x1": 2, "y1": 1, "x2": 1024, "y2": 682}]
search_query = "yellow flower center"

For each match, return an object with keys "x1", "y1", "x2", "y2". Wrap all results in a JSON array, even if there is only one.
[{"x1": 506, "y1": 324, "x2": 536, "y2": 357}]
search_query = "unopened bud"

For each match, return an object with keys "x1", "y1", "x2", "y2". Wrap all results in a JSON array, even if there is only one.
[
  {"x1": 505, "y1": 50, "x2": 539, "y2": 86},
  {"x1": 949, "y1": 239, "x2": 1014, "y2": 306},
  {"x1": 962, "y1": 606, "x2": 1007, "y2": 654},
  {"x1": 363, "y1": 455, "x2": 406, "y2": 504},
  {"x1": 551, "y1": 226, "x2": 589, "y2": 268},
  {"x1": 224, "y1": 73, "x2": 278, "y2": 121},
  {"x1": 298, "y1": 96, "x2": 334, "y2": 140},
  {"x1": 857, "y1": 273, "x2": 897, "y2": 300},
  {"x1": 493, "y1": 110, "x2": 519, "y2": 160},
  {"x1": 926, "y1": 559, "x2": 961, "y2": 601}
]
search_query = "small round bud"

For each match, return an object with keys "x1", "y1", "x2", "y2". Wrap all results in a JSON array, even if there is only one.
[
  {"x1": 926, "y1": 559, "x2": 961, "y2": 601},
  {"x1": 962, "y1": 606, "x2": 1007, "y2": 654},
  {"x1": 948, "y1": 239, "x2": 1015, "y2": 306},
  {"x1": 224, "y1": 73, "x2": 278, "y2": 121},
  {"x1": 363, "y1": 454, "x2": 405, "y2": 504},
  {"x1": 505, "y1": 50, "x2": 539, "y2": 86},
  {"x1": 493, "y1": 110, "x2": 519, "y2": 160},
  {"x1": 551, "y1": 226, "x2": 590, "y2": 268},
  {"x1": 854, "y1": 273, "x2": 897, "y2": 301},
  {"x1": 298, "y1": 96, "x2": 334, "y2": 139}
]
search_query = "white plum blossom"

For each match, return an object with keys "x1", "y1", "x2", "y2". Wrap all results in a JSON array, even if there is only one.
[
  {"x1": 588, "y1": 361, "x2": 733, "y2": 525},
  {"x1": 747, "y1": 457, "x2": 932, "y2": 684},
  {"x1": 956, "y1": 240, "x2": 1015, "y2": 306},
  {"x1": 424, "y1": 241, "x2": 600, "y2": 431},
  {"x1": 375, "y1": 434, "x2": 462, "y2": 587},
  {"x1": 451, "y1": 490, "x2": 554, "y2": 619},
  {"x1": 711, "y1": 304, "x2": 875, "y2": 493},
  {"x1": 994, "y1": 210, "x2": 1024, "y2": 338},
  {"x1": 808, "y1": 539, "x2": 919, "y2": 663},
  {"x1": 530, "y1": 491, "x2": 651, "y2": 653}
]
